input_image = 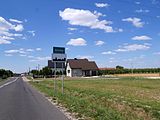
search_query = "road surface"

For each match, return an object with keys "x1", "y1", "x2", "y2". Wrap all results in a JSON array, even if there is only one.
[{"x1": 0, "y1": 77, "x2": 68, "y2": 120}]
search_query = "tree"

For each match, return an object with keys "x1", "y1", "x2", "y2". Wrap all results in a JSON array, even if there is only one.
[
  {"x1": 0, "y1": 69, "x2": 13, "y2": 79},
  {"x1": 42, "y1": 66, "x2": 52, "y2": 77},
  {"x1": 116, "y1": 65, "x2": 124, "y2": 70}
]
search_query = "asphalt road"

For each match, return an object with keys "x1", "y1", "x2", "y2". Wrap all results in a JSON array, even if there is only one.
[{"x1": 0, "y1": 77, "x2": 68, "y2": 120}]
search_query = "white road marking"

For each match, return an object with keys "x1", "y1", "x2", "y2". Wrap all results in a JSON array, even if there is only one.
[{"x1": 0, "y1": 78, "x2": 18, "y2": 89}]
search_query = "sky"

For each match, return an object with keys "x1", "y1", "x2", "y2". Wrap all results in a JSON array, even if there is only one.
[{"x1": 0, "y1": 0, "x2": 160, "y2": 73}]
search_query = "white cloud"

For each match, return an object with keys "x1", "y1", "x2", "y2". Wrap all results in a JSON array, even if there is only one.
[
  {"x1": 29, "y1": 56, "x2": 50, "y2": 62},
  {"x1": 19, "y1": 54, "x2": 27, "y2": 57},
  {"x1": 0, "y1": 16, "x2": 24, "y2": 44},
  {"x1": 122, "y1": 17, "x2": 144, "y2": 28},
  {"x1": 28, "y1": 31, "x2": 35, "y2": 36},
  {"x1": 135, "y1": 2, "x2": 141, "y2": 4},
  {"x1": 26, "y1": 49, "x2": 34, "y2": 52},
  {"x1": 95, "y1": 3, "x2": 110, "y2": 8},
  {"x1": 28, "y1": 56, "x2": 34, "y2": 58},
  {"x1": 67, "y1": 38, "x2": 87, "y2": 46},
  {"x1": 59, "y1": 8, "x2": 115, "y2": 32},
  {"x1": 132, "y1": 35, "x2": 152, "y2": 40},
  {"x1": 102, "y1": 51, "x2": 116, "y2": 55},
  {"x1": 115, "y1": 44, "x2": 151, "y2": 52},
  {"x1": 14, "y1": 24, "x2": 24, "y2": 31},
  {"x1": 5, "y1": 49, "x2": 21, "y2": 54},
  {"x1": 118, "y1": 28, "x2": 123, "y2": 32},
  {"x1": 76, "y1": 55, "x2": 94, "y2": 60},
  {"x1": 36, "y1": 48, "x2": 42, "y2": 51},
  {"x1": 5, "y1": 54, "x2": 13, "y2": 57},
  {"x1": 0, "y1": 39, "x2": 11, "y2": 44},
  {"x1": 153, "y1": 52, "x2": 160, "y2": 55},
  {"x1": 95, "y1": 40, "x2": 105, "y2": 46},
  {"x1": 67, "y1": 27, "x2": 77, "y2": 31},
  {"x1": 135, "y1": 9, "x2": 150, "y2": 13},
  {"x1": 9, "y1": 18, "x2": 23, "y2": 24}
]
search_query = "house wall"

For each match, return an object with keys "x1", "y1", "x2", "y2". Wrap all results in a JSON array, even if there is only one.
[
  {"x1": 66, "y1": 63, "x2": 72, "y2": 77},
  {"x1": 72, "y1": 69, "x2": 82, "y2": 77}
]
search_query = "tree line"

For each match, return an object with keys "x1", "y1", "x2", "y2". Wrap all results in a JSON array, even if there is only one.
[
  {"x1": 0, "y1": 69, "x2": 13, "y2": 79},
  {"x1": 30, "y1": 66, "x2": 65, "y2": 78},
  {"x1": 99, "y1": 66, "x2": 160, "y2": 75}
]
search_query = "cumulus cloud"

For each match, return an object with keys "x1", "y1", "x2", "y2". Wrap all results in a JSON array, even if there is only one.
[
  {"x1": 0, "y1": 39, "x2": 11, "y2": 44},
  {"x1": 4, "y1": 49, "x2": 27, "y2": 54},
  {"x1": 95, "y1": 3, "x2": 110, "y2": 8},
  {"x1": 36, "y1": 48, "x2": 42, "y2": 51},
  {"x1": 26, "y1": 49, "x2": 34, "y2": 52},
  {"x1": 153, "y1": 52, "x2": 160, "y2": 55},
  {"x1": 9, "y1": 18, "x2": 23, "y2": 24},
  {"x1": 28, "y1": 30, "x2": 35, "y2": 36},
  {"x1": 4, "y1": 48, "x2": 41, "y2": 55},
  {"x1": 29, "y1": 56, "x2": 50, "y2": 62},
  {"x1": 5, "y1": 54, "x2": 13, "y2": 57},
  {"x1": 115, "y1": 44, "x2": 151, "y2": 52},
  {"x1": 14, "y1": 24, "x2": 24, "y2": 31},
  {"x1": 76, "y1": 55, "x2": 94, "y2": 60},
  {"x1": 135, "y1": 9, "x2": 150, "y2": 13},
  {"x1": 102, "y1": 51, "x2": 116, "y2": 55},
  {"x1": 132, "y1": 35, "x2": 152, "y2": 40},
  {"x1": 19, "y1": 54, "x2": 27, "y2": 57},
  {"x1": 122, "y1": 17, "x2": 144, "y2": 28},
  {"x1": 67, "y1": 38, "x2": 87, "y2": 46},
  {"x1": 59, "y1": 8, "x2": 115, "y2": 32},
  {"x1": 0, "y1": 16, "x2": 24, "y2": 44},
  {"x1": 67, "y1": 27, "x2": 77, "y2": 31},
  {"x1": 95, "y1": 40, "x2": 105, "y2": 46}
]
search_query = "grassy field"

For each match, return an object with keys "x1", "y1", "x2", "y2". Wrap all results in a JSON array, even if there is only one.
[{"x1": 29, "y1": 77, "x2": 160, "y2": 120}]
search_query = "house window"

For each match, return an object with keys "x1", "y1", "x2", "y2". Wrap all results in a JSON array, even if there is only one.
[{"x1": 68, "y1": 70, "x2": 70, "y2": 73}]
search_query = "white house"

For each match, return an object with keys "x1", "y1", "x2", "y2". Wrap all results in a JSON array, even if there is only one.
[{"x1": 66, "y1": 58, "x2": 98, "y2": 77}]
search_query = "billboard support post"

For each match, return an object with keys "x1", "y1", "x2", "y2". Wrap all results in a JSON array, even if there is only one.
[
  {"x1": 54, "y1": 62, "x2": 56, "y2": 96},
  {"x1": 51, "y1": 47, "x2": 66, "y2": 96},
  {"x1": 62, "y1": 62, "x2": 64, "y2": 94}
]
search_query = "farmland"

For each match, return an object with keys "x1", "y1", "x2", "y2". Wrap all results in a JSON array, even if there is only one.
[{"x1": 29, "y1": 77, "x2": 160, "y2": 120}]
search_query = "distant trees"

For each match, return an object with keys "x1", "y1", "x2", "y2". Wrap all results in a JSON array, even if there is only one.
[
  {"x1": 100, "y1": 66, "x2": 160, "y2": 75},
  {"x1": 30, "y1": 66, "x2": 65, "y2": 78},
  {"x1": 116, "y1": 65, "x2": 124, "y2": 70},
  {"x1": 0, "y1": 69, "x2": 13, "y2": 79}
]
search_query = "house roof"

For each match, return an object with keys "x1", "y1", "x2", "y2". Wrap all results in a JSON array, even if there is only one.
[{"x1": 67, "y1": 58, "x2": 98, "y2": 70}]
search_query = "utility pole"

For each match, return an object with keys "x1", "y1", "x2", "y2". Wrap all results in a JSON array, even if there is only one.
[
  {"x1": 29, "y1": 67, "x2": 30, "y2": 75},
  {"x1": 38, "y1": 64, "x2": 40, "y2": 78},
  {"x1": 131, "y1": 62, "x2": 134, "y2": 75}
]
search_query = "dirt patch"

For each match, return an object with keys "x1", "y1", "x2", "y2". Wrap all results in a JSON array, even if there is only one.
[{"x1": 116, "y1": 73, "x2": 160, "y2": 77}]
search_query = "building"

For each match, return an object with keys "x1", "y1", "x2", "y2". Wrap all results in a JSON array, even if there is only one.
[
  {"x1": 66, "y1": 58, "x2": 98, "y2": 77},
  {"x1": 48, "y1": 47, "x2": 67, "y2": 73}
]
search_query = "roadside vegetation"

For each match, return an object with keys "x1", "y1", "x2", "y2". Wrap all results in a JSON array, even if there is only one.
[
  {"x1": 29, "y1": 77, "x2": 160, "y2": 120},
  {"x1": 99, "y1": 66, "x2": 160, "y2": 75},
  {"x1": 0, "y1": 69, "x2": 13, "y2": 80}
]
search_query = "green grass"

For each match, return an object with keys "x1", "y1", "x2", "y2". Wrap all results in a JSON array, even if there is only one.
[
  {"x1": 0, "y1": 78, "x2": 6, "y2": 83},
  {"x1": 29, "y1": 77, "x2": 160, "y2": 120}
]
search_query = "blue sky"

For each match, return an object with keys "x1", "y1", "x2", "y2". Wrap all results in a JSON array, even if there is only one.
[{"x1": 0, "y1": 0, "x2": 160, "y2": 73}]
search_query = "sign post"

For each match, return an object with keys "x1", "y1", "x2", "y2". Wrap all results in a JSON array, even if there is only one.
[
  {"x1": 62, "y1": 62, "x2": 64, "y2": 94},
  {"x1": 54, "y1": 62, "x2": 56, "y2": 96},
  {"x1": 51, "y1": 47, "x2": 66, "y2": 96}
]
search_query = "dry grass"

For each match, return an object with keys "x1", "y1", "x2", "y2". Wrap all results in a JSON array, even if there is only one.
[{"x1": 115, "y1": 73, "x2": 160, "y2": 77}]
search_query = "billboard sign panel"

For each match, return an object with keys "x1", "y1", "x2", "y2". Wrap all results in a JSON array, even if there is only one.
[
  {"x1": 53, "y1": 47, "x2": 65, "y2": 54},
  {"x1": 52, "y1": 47, "x2": 66, "y2": 61}
]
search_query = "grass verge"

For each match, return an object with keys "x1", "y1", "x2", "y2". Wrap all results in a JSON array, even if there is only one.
[{"x1": 29, "y1": 77, "x2": 160, "y2": 120}]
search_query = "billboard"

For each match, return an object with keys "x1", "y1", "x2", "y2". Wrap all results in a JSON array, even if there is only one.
[
  {"x1": 53, "y1": 47, "x2": 65, "y2": 54},
  {"x1": 52, "y1": 47, "x2": 66, "y2": 61}
]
